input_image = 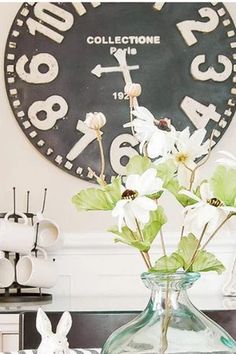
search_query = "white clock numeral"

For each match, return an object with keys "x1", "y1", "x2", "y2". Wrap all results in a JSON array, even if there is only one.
[
  {"x1": 66, "y1": 120, "x2": 98, "y2": 161},
  {"x1": 26, "y1": 18, "x2": 64, "y2": 44},
  {"x1": 34, "y1": 3, "x2": 74, "y2": 32},
  {"x1": 181, "y1": 96, "x2": 221, "y2": 129},
  {"x1": 110, "y1": 134, "x2": 138, "y2": 175},
  {"x1": 16, "y1": 53, "x2": 59, "y2": 84},
  {"x1": 191, "y1": 54, "x2": 232, "y2": 82},
  {"x1": 72, "y1": 2, "x2": 101, "y2": 16},
  {"x1": 28, "y1": 95, "x2": 68, "y2": 130},
  {"x1": 153, "y1": 3, "x2": 165, "y2": 11},
  {"x1": 176, "y1": 7, "x2": 219, "y2": 46},
  {"x1": 27, "y1": 3, "x2": 74, "y2": 44}
]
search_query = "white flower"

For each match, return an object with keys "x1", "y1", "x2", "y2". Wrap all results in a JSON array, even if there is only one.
[
  {"x1": 112, "y1": 168, "x2": 163, "y2": 232},
  {"x1": 124, "y1": 83, "x2": 142, "y2": 98},
  {"x1": 84, "y1": 112, "x2": 106, "y2": 130},
  {"x1": 172, "y1": 127, "x2": 209, "y2": 187},
  {"x1": 216, "y1": 150, "x2": 236, "y2": 169},
  {"x1": 124, "y1": 106, "x2": 176, "y2": 158},
  {"x1": 180, "y1": 183, "x2": 236, "y2": 236}
]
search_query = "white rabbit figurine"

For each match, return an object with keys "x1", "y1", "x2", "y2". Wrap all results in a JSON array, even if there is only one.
[{"x1": 37, "y1": 308, "x2": 72, "y2": 354}]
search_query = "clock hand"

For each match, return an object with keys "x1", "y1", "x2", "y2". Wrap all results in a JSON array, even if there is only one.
[
  {"x1": 113, "y1": 48, "x2": 133, "y2": 84},
  {"x1": 91, "y1": 64, "x2": 139, "y2": 78},
  {"x1": 113, "y1": 48, "x2": 139, "y2": 107}
]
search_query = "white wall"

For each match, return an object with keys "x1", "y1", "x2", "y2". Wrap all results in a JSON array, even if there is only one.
[{"x1": 1, "y1": 3, "x2": 236, "y2": 305}]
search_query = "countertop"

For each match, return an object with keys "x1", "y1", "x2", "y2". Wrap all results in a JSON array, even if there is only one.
[{"x1": 0, "y1": 294, "x2": 236, "y2": 313}]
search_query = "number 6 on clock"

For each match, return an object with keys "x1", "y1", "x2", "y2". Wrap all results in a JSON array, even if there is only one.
[{"x1": 110, "y1": 134, "x2": 138, "y2": 175}]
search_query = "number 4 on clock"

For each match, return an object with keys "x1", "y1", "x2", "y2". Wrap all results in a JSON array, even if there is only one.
[{"x1": 181, "y1": 96, "x2": 221, "y2": 129}]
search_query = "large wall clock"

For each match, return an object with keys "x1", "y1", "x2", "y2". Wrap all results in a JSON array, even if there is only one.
[{"x1": 4, "y1": 2, "x2": 236, "y2": 183}]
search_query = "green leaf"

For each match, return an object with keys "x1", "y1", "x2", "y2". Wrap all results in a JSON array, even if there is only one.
[
  {"x1": 211, "y1": 165, "x2": 236, "y2": 206},
  {"x1": 166, "y1": 179, "x2": 197, "y2": 207},
  {"x1": 72, "y1": 177, "x2": 122, "y2": 211},
  {"x1": 103, "y1": 177, "x2": 122, "y2": 204},
  {"x1": 176, "y1": 234, "x2": 225, "y2": 274},
  {"x1": 109, "y1": 225, "x2": 134, "y2": 242},
  {"x1": 108, "y1": 207, "x2": 167, "y2": 252},
  {"x1": 152, "y1": 253, "x2": 183, "y2": 273},
  {"x1": 177, "y1": 234, "x2": 198, "y2": 268},
  {"x1": 142, "y1": 207, "x2": 167, "y2": 244},
  {"x1": 155, "y1": 159, "x2": 177, "y2": 186},
  {"x1": 191, "y1": 250, "x2": 225, "y2": 274},
  {"x1": 126, "y1": 155, "x2": 152, "y2": 175},
  {"x1": 109, "y1": 226, "x2": 151, "y2": 252}
]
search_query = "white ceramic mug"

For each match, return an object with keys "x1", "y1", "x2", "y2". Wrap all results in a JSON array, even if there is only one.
[
  {"x1": 0, "y1": 254, "x2": 14, "y2": 288},
  {"x1": 0, "y1": 212, "x2": 35, "y2": 254},
  {"x1": 36, "y1": 213, "x2": 63, "y2": 251},
  {"x1": 16, "y1": 248, "x2": 57, "y2": 288}
]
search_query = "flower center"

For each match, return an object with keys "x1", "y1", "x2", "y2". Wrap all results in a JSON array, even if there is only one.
[
  {"x1": 154, "y1": 118, "x2": 171, "y2": 132},
  {"x1": 122, "y1": 189, "x2": 138, "y2": 200},
  {"x1": 175, "y1": 153, "x2": 189, "y2": 164},
  {"x1": 207, "y1": 197, "x2": 223, "y2": 207}
]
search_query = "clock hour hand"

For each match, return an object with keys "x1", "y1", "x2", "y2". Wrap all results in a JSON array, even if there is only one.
[{"x1": 113, "y1": 49, "x2": 139, "y2": 107}]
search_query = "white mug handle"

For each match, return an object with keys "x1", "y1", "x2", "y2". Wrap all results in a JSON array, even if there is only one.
[
  {"x1": 34, "y1": 247, "x2": 48, "y2": 260},
  {"x1": 4, "y1": 212, "x2": 28, "y2": 225}
]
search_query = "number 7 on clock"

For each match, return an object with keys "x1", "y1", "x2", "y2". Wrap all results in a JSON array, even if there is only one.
[{"x1": 66, "y1": 120, "x2": 98, "y2": 161}]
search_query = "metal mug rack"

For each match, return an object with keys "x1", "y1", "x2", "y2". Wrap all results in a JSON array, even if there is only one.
[{"x1": 0, "y1": 187, "x2": 52, "y2": 303}]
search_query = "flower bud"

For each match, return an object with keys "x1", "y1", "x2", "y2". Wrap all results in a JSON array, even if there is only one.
[
  {"x1": 85, "y1": 112, "x2": 106, "y2": 130},
  {"x1": 124, "y1": 83, "x2": 142, "y2": 98}
]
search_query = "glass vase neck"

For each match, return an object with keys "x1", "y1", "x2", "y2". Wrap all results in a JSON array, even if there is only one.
[{"x1": 141, "y1": 271, "x2": 200, "y2": 291}]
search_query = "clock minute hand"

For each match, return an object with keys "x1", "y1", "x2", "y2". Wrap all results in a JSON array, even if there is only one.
[
  {"x1": 113, "y1": 49, "x2": 139, "y2": 107},
  {"x1": 91, "y1": 64, "x2": 139, "y2": 78}
]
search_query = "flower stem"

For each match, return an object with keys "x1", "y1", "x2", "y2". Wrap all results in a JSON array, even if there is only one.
[
  {"x1": 160, "y1": 228, "x2": 167, "y2": 256},
  {"x1": 131, "y1": 226, "x2": 152, "y2": 270},
  {"x1": 159, "y1": 282, "x2": 171, "y2": 354},
  {"x1": 180, "y1": 224, "x2": 185, "y2": 239},
  {"x1": 129, "y1": 98, "x2": 135, "y2": 137},
  {"x1": 95, "y1": 129, "x2": 106, "y2": 184},
  {"x1": 140, "y1": 251, "x2": 152, "y2": 270},
  {"x1": 201, "y1": 213, "x2": 235, "y2": 251},
  {"x1": 187, "y1": 131, "x2": 214, "y2": 191},
  {"x1": 135, "y1": 219, "x2": 144, "y2": 242}
]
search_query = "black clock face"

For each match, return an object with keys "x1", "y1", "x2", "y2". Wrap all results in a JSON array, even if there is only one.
[{"x1": 4, "y1": 2, "x2": 236, "y2": 183}]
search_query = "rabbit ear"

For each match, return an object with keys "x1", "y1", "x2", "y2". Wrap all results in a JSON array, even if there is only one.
[
  {"x1": 36, "y1": 308, "x2": 52, "y2": 336},
  {"x1": 56, "y1": 311, "x2": 72, "y2": 336}
]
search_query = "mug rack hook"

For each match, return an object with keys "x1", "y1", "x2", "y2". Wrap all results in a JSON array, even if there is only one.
[{"x1": 41, "y1": 188, "x2": 47, "y2": 214}]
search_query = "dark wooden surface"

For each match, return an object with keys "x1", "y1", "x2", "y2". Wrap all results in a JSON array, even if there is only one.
[{"x1": 19, "y1": 310, "x2": 236, "y2": 349}]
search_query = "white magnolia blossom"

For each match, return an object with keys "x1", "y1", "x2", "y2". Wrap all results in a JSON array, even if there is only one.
[
  {"x1": 172, "y1": 127, "x2": 209, "y2": 187},
  {"x1": 112, "y1": 168, "x2": 163, "y2": 232},
  {"x1": 216, "y1": 150, "x2": 236, "y2": 169},
  {"x1": 124, "y1": 106, "x2": 176, "y2": 158},
  {"x1": 180, "y1": 183, "x2": 236, "y2": 236}
]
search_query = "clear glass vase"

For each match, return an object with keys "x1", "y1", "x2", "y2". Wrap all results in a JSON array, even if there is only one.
[{"x1": 101, "y1": 272, "x2": 236, "y2": 354}]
